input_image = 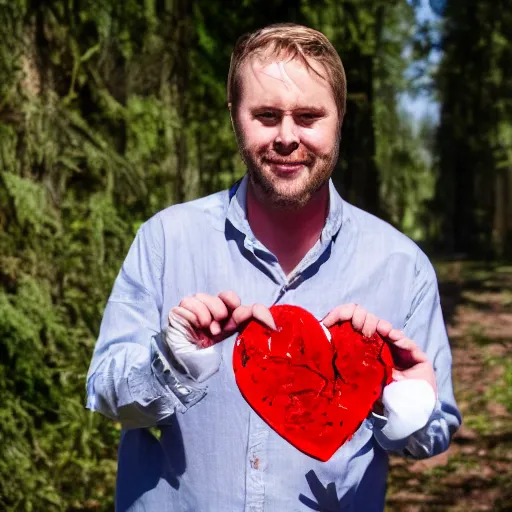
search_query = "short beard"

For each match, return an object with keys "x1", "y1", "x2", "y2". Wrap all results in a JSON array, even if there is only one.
[{"x1": 240, "y1": 143, "x2": 339, "y2": 211}]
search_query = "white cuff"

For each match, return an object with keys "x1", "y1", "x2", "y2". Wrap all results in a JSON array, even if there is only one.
[
  {"x1": 379, "y1": 379, "x2": 436, "y2": 441},
  {"x1": 165, "y1": 312, "x2": 221, "y2": 383}
]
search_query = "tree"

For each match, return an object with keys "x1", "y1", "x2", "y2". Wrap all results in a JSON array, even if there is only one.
[{"x1": 434, "y1": 0, "x2": 512, "y2": 257}]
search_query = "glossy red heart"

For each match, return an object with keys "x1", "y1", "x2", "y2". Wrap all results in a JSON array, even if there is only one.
[{"x1": 233, "y1": 305, "x2": 394, "y2": 461}]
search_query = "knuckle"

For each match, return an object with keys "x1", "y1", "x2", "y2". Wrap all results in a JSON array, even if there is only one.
[
  {"x1": 179, "y1": 296, "x2": 194, "y2": 307},
  {"x1": 214, "y1": 304, "x2": 229, "y2": 320},
  {"x1": 194, "y1": 292, "x2": 211, "y2": 302},
  {"x1": 221, "y1": 290, "x2": 239, "y2": 300},
  {"x1": 232, "y1": 306, "x2": 249, "y2": 324},
  {"x1": 220, "y1": 293, "x2": 241, "y2": 311}
]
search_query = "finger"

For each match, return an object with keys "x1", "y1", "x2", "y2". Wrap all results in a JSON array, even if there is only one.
[
  {"x1": 229, "y1": 304, "x2": 277, "y2": 331},
  {"x1": 221, "y1": 316, "x2": 240, "y2": 334},
  {"x1": 389, "y1": 336, "x2": 416, "y2": 350},
  {"x1": 362, "y1": 313, "x2": 379, "y2": 338},
  {"x1": 210, "y1": 320, "x2": 222, "y2": 336},
  {"x1": 376, "y1": 319, "x2": 393, "y2": 338},
  {"x1": 170, "y1": 306, "x2": 200, "y2": 327},
  {"x1": 218, "y1": 291, "x2": 241, "y2": 311},
  {"x1": 321, "y1": 303, "x2": 357, "y2": 328},
  {"x1": 351, "y1": 305, "x2": 367, "y2": 332},
  {"x1": 212, "y1": 292, "x2": 242, "y2": 335},
  {"x1": 400, "y1": 362, "x2": 433, "y2": 380},
  {"x1": 392, "y1": 368, "x2": 406, "y2": 381},
  {"x1": 194, "y1": 293, "x2": 229, "y2": 322},
  {"x1": 390, "y1": 336, "x2": 426, "y2": 358},
  {"x1": 387, "y1": 329, "x2": 405, "y2": 341},
  {"x1": 252, "y1": 303, "x2": 277, "y2": 331},
  {"x1": 230, "y1": 306, "x2": 252, "y2": 328},
  {"x1": 389, "y1": 338, "x2": 429, "y2": 366},
  {"x1": 397, "y1": 363, "x2": 437, "y2": 395},
  {"x1": 179, "y1": 296, "x2": 213, "y2": 329},
  {"x1": 405, "y1": 345, "x2": 429, "y2": 364}
]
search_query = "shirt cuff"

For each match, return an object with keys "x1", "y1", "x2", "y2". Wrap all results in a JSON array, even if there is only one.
[
  {"x1": 369, "y1": 398, "x2": 442, "y2": 453},
  {"x1": 148, "y1": 334, "x2": 208, "y2": 412},
  {"x1": 368, "y1": 379, "x2": 438, "y2": 446}
]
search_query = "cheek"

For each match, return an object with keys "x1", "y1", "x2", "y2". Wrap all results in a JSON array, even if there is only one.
[
  {"x1": 300, "y1": 125, "x2": 338, "y2": 155},
  {"x1": 238, "y1": 117, "x2": 276, "y2": 148}
]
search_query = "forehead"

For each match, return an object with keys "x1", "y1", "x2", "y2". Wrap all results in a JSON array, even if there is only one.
[{"x1": 237, "y1": 54, "x2": 335, "y2": 110}]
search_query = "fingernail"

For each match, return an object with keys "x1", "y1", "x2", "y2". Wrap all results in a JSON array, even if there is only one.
[{"x1": 210, "y1": 324, "x2": 221, "y2": 336}]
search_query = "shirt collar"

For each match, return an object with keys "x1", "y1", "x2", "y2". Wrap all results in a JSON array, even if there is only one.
[{"x1": 226, "y1": 174, "x2": 344, "y2": 244}]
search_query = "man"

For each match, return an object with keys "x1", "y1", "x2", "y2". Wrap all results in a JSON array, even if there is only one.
[{"x1": 87, "y1": 23, "x2": 461, "y2": 511}]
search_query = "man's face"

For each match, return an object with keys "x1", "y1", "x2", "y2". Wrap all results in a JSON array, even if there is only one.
[{"x1": 233, "y1": 55, "x2": 340, "y2": 210}]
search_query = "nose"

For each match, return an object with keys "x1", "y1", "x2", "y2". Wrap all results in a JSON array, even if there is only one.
[{"x1": 274, "y1": 115, "x2": 299, "y2": 154}]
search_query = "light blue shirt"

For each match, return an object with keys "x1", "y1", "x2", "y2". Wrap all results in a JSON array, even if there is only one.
[{"x1": 86, "y1": 177, "x2": 461, "y2": 512}]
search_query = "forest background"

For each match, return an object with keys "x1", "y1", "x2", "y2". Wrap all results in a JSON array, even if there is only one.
[{"x1": 1, "y1": 0, "x2": 511, "y2": 510}]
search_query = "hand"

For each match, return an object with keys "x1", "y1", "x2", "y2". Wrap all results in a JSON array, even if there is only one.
[
  {"x1": 322, "y1": 303, "x2": 437, "y2": 394},
  {"x1": 166, "y1": 291, "x2": 276, "y2": 382},
  {"x1": 321, "y1": 303, "x2": 437, "y2": 434},
  {"x1": 379, "y1": 328, "x2": 438, "y2": 440},
  {"x1": 321, "y1": 303, "x2": 393, "y2": 339},
  {"x1": 322, "y1": 304, "x2": 389, "y2": 413},
  {"x1": 386, "y1": 329, "x2": 437, "y2": 396}
]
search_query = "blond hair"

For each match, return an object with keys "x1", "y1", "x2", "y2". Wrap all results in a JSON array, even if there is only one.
[{"x1": 227, "y1": 23, "x2": 347, "y2": 119}]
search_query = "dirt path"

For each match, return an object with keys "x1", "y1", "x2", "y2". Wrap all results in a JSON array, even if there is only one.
[{"x1": 386, "y1": 261, "x2": 512, "y2": 512}]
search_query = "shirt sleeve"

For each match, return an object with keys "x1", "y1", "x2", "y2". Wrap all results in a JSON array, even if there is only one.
[
  {"x1": 372, "y1": 250, "x2": 462, "y2": 459},
  {"x1": 85, "y1": 217, "x2": 206, "y2": 429}
]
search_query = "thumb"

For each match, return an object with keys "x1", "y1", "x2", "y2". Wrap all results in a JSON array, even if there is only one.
[{"x1": 392, "y1": 369, "x2": 406, "y2": 382}]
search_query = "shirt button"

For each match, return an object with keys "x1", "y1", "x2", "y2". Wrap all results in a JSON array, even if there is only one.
[{"x1": 176, "y1": 387, "x2": 190, "y2": 397}]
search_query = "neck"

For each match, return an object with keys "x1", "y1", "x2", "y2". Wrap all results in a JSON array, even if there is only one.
[{"x1": 246, "y1": 182, "x2": 330, "y2": 276}]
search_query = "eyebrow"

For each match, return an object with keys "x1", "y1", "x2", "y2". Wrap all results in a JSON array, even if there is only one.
[{"x1": 251, "y1": 105, "x2": 328, "y2": 114}]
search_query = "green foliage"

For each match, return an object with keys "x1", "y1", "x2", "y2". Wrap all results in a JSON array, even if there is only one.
[
  {"x1": 373, "y1": 1, "x2": 436, "y2": 238},
  {"x1": 489, "y1": 358, "x2": 512, "y2": 415},
  {"x1": 0, "y1": 262, "x2": 121, "y2": 508},
  {"x1": 2, "y1": 173, "x2": 54, "y2": 231},
  {"x1": 377, "y1": 109, "x2": 436, "y2": 240},
  {"x1": 434, "y1": 0, "x2": 512, "y2": 257}
]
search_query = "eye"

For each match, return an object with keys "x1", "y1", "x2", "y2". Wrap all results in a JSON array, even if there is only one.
[
  {"x1": 255, "y1": 111, "x2": 280, "y2": 126},
  {"x1": 257, "y1": 112, "x2": 277, "y2": 119},
  {"x1": 297, "y1": 113, "x2": 318, "y2": 125}
]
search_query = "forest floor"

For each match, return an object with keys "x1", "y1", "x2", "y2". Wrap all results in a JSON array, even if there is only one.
[{"x1": 386, "y1": 261, "x2": 512, "y2": 512}]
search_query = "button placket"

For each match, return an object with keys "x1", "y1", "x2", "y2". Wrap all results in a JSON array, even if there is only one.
[{"x1": 245, "y1": 411, "x2": 269, "y2": 512}]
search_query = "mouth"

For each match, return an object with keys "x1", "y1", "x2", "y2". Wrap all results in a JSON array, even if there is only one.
[{"x1": 265, "y1": 160, "x2": 308, "y2": 173}]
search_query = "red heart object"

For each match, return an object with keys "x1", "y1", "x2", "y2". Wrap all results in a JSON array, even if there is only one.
[{"x1": 233, "y1": 305, "x2": 394, "y2": 461}]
